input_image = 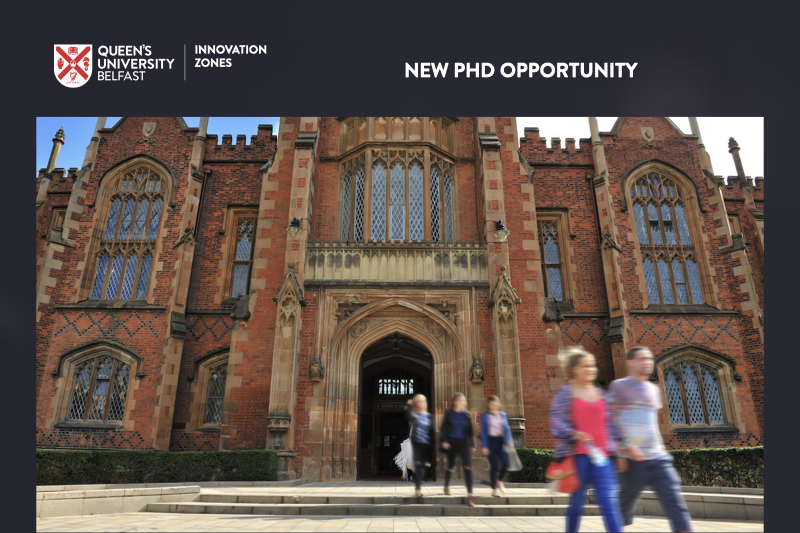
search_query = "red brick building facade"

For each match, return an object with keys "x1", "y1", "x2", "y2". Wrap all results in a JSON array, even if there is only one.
[{"x1": 35, "y1": 117, "x2": 764, "y2": 481}]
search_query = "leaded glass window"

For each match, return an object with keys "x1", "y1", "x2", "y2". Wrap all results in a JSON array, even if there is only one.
[
  {"x1": 340, "y1": 172, "x2": 352, "y2": 241},
  {"x1": 389, "y1": 162, "x2": 405, "y2": 241},
  {"x1": 339, "y1": 148, "x2": 455, "y2": 243},
  {"x1": 375, "y1": 368, "x2": 415, "y2": 395},
  {"x1": 538, "y1": 220, "x2": 564, "y2": 301},
  {"x1": 230, "y1": 216, "x2": 256, "y2": 298},
  {"x1": 353, "y1": 164, "x2": 366, "y2": 242},
  {"x1": 663, "y1": 360, "x2": 727, "y2": 427},
  {"x1": 430, "y1": 165, "x2": 442, "y2": 241},
  {"x1": 443, "y1": 171, "x2": 455, "y2": 243},
  {"x1": 67, "y1": 355, "x2": 131, "y2": 423},
  {"x1": 409, "y1": 162, "x2": 424, "y2": 241},
  {"x1": 630, "y1": 172, "x2": 703, "y2": 305},
  {"x1": 204, "y1": 364, "x2": 228, "y2": 425},
  {"x1": 371, "y1": 161, "x2": 387, "y2": 240},
  {"x1": 91, "y1": 167, "x2": 167, "y2": 300}
]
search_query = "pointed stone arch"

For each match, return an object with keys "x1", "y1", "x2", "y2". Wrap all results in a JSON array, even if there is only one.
[{"x1": 307, "y1": 295, "x2": 469, "y2": 481}]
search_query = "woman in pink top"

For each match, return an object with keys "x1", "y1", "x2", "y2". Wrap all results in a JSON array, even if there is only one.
[{"x1": 549, "y1": 347, "x2": 624, "y2": 532}]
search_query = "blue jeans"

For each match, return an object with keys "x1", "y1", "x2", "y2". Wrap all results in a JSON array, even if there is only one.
[
  {"x1": 567, "y1": 454, "x2": 623, "y2": 533},
  {"x1": 619, "y1": 455, "x2": 693, "y2": 532},
  {"x1": 487, "y1": 436, "x2": 508, "y2": 489}
]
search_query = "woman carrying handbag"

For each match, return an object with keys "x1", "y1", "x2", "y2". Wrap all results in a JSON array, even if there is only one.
[
  {"x1": 405, "y1": 394, "x2": 436, "y2": 499},
  {"x1": 439, "y1": 392, "x2": 477, "y2": 506},
  {"x1": 549, "y1": 347, "x2": 625, "y2": 533}
]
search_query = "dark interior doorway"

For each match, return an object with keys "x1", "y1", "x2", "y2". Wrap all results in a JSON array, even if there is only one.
[{"x1": 357, "y1": 333, "x2": 433, "y2": 480}]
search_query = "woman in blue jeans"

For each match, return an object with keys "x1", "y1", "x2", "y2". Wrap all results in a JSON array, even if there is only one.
[
  {"x1": 550, "y1": 347, "x2": 624, "y2": 532},
  {"x1": 480, "y1": 395, "x2": 514, "y2": 498}
]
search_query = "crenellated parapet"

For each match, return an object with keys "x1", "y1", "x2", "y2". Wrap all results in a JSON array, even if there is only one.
[
  {"x1": 203, "y1": 124, "x2": 277, "y2": 161},
  {"x1": 518, "y1": 127, "x2": 593, "y2": 166}
]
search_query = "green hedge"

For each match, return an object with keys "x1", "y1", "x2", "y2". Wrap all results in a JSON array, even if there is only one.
[
  {"x1": 36, "y1": 449, "x2": 278, "y2": 486},
  {"x1": 508, "y1": 446, "x2": 763, "y2": 488}
]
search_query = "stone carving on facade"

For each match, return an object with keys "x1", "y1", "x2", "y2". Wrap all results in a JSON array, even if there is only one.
[
  {"x1": 488, "y1": 265, "x2": 521, "y2": 309},
  {"x1": 640, "y1": 127, "x2": 654, "y2": 141},
  {"x1": 173, "y1": 225, "x2": 195, "y2": 249},
  {"x1": 424, "y1": 318, "x2": 444, "y2": 337},
  {"x1": 309, "y1": 354, "x2": 325, "y2": 382},
  {"x1": 268, "y1": 415, "x2": 291, "y2": 450},
  {"x1": 349, "y1": 319, "x2": 368, "y2": 337},
  {"x1": 135, "y1": 121, "x2": 158, "y2": 144},
  {"x1": 469, "y1": 357, "x2": 485, "y2": 383}
]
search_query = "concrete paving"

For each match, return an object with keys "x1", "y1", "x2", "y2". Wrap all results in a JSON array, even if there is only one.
[{"x1": 36, "y1": 513, "x2": 765, "y2": 532}]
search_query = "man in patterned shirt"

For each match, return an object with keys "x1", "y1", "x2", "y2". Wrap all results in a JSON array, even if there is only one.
[{"x1": 608, "y1": 346, "x2": 693, "y2": 532}]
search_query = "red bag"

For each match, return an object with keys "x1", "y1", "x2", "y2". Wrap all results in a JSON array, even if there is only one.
[{"x1": 546, "y1": 456, "x2": 580, "y2": 493}]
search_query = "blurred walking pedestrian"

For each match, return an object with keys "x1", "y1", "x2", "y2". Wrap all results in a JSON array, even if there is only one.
[
  {"x1": 405, "y1": 394, "x2": 435, "y2": 499},
  {"x1": 609, "y1": 347, "x2": 693, "y2": 532},
  {"x1": 440, "y1": 392, "x2": 477, "y2": 506},
  {"x1": 550, "y1": 347, "x2": 624, "y2": 532},
  {"x1": 480, "y1": 395, "x2": 514, "y2": 498}
]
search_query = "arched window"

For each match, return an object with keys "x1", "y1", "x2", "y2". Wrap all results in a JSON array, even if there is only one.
[
  {"x1": 204, "y1": 363, "x2": 228, "y2": 425},
  {"x1": 67, "y1": 355, "x2": 131, "y2": 423},
  {"x1": 230, "y1": 216, "x2": 256, "y2": 298},
  {"x1": 630, "y1": 171, "x2": 703, "y2": 305},
  {"x1": 663, "y1": 360, "x2": 726, "y2": 426},
  {"x1": 90, "y1": 167, "x2": 167, "y2": 300},
  {"x1": 654, "y1": 345, "x2": 744, "y2": 433}
]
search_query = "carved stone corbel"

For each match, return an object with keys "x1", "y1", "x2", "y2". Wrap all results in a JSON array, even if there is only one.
[
  {"x1": 469, "y1": 357, "x2": 485, "y2": 383},
  {"x1": 309, "y1": 354, "x2": 325, "y2": 383}
]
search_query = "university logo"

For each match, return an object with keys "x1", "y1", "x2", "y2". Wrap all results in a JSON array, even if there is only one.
[{"x1": 54, "y1": 45, "x2": 92, "y2": 88}]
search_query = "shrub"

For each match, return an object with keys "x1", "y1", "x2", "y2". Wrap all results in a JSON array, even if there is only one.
[
  {"x1": 507, "y1": 446, "x2": 763, "y2": 488},
  {"x1": 36, "y1": 449, "x2": 278, "y2": 486}
]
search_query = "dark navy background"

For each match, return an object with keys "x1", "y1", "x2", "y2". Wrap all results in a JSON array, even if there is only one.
[{"x1": 5, "y1": 1, "x2": 790, "y2": 530}]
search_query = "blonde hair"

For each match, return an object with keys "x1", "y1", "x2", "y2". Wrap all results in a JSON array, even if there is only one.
[
  {"x1": 558, "y1": 346, "x2": 594, "y2": 380},
  {"x1": 412, "y1": 394, "x2": 427, "y2": 408}
]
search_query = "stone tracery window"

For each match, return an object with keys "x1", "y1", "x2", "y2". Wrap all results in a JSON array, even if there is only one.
[
  {"x1": 663, "y1": 360, "x2": 726, "y2": 427},
  {"x1": 630, "y1": 172, "x2": 703, "y2": 305},
  {"x1": 67, "y1": 355, "x2": 131, "y2": 423},
  {"x1": 90, "y1": 167, "x2": 167, "y2": 300},
  {"x1": 538, "y1": 219, "x2": 564, "y2": 301},
  {"x1": 203, "y1": 363, "x2": 228, "y2": 425},
  {"x1": 230, "y1": 215, "x2": 256, "y2": 298},
  {"x1": 339, "y1": 148, "x2": 456, "y2": 243}
]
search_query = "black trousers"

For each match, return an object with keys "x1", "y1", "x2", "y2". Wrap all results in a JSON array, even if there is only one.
[
  {"x1": 412, "y1": 441, "x2": 430, "y2": 491},
  {"x1": 443, "y1": 437, "x2": 473, "y2": 493}
]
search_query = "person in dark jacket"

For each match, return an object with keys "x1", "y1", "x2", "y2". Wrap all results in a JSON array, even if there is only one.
[
  {"x1": 405, "y1": 394, "x2": 436, "y2": 498},
  {"x1": 439, "y1": 392, "x2": 477, "y2": 506}
]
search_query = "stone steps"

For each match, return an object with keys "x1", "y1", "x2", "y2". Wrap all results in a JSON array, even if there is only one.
[
  {"x1": 196, "y1": 494, "x2": 572, "y2": 505},
  {"x1": 146, "y1": 500, "x2": 603, "y2": 517}
]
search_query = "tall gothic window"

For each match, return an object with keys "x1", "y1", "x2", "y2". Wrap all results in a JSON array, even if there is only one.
[
  {"x1": 663, "y1": 361, "x2": 726, "y2": 427},
  {"x1": 91, "y1": 167, "x2": 166, "y2": 300},
  {"x1": 630, "y1": 172, "x2": 703, "y2": 305},
  {"x1": 538, "y1": 220, "x2": 564, "y2": 300},
  {"x1": 204, "y1": 364, "x2": 228, "y2": 425},
  {"x1": 230, "y1": 216, "x2": 256, "y2": 298},
  {"x1": 68, "y1": 356, "x2": 131, "y2": 423},
  {"x1": 340, "y1": 149, "x2": 455, "y2": 243}
]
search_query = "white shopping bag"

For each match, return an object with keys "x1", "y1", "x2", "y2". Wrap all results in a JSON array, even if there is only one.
[{"x1": 394, "y1": 438, "x2": 414, "y2": 480}]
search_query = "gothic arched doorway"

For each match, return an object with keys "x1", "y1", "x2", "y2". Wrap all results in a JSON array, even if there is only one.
[{"x1": 357, "y1": 333, "x2": 433, "y2": 479}]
